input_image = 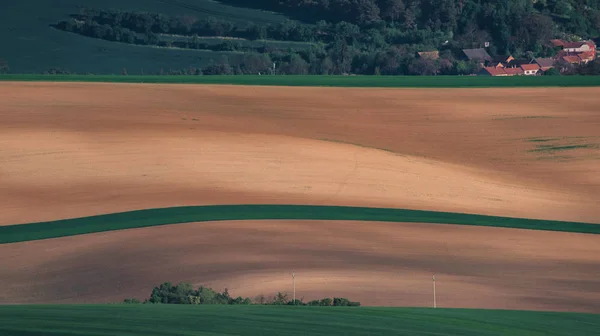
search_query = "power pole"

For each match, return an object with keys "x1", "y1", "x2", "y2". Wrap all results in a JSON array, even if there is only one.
[
  {"x1": 292, "y1": 272, "x2": 296, "y2": 305},
  {"x1": 433, "y1": 274, "x2": 437, "y2": 309}
]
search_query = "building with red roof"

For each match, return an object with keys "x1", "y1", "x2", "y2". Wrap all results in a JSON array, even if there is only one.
[
  {"x1": 478, "y1": 67, "x2": 508, "y2": 76},
  {"x1": 503, "y1": 67, "x2": 524, "y2": 76},
  {"x1": 520, "y1": 63, "x2": 541, "y2": 75}
]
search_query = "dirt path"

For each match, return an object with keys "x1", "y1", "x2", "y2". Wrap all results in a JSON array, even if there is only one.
[
  {"x1": 2, "y1": 220, "x2": 599, "y2": 313},
  {"x1": 1, "y1": 83, "x2": 599, "y2": 224}
]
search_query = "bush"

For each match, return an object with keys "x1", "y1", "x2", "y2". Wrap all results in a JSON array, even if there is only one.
[
  {"x1": 123, "y1": 298, "x2": 141, "y2": 304},
  {"x1": 333, "y1": 297, "x2": 361, "y2": 306},
  {"x1": 125, "y1": 282, "x2": 360, "y2": 307}
]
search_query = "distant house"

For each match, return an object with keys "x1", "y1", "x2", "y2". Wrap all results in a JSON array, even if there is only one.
[
  {"x1": 463, "y1": 48, "x2": 492, "y2": 64},
  {"x1": 560, "y1": 55, "x2": 582, "y2": 65},
  {"x1": 417, "y1": 51, "x2": 440, "y2": 60},
  {"x1": 504, "y1": 67, "x2": 524, "y2": 76},
  {"x1": 520, "y1": 63, "x2": 541, "y2": 75},
  {"x1": 550, "y1": 39, "x2": 566, "y2": 47},
  {"x1": 578, "y1": 51, "x2": 596, "y2": 63},
  {"x1": 479, "y1": 67, "x2": 508, "y2": 76},
  {"x1": 507, "y1": 58, "x2": 534, "y2": 68},
  {"x1": 491, "y1": 55, "x2": 514, "y2": 66},
  {"x1": 563, "y1": 41, "x2": 591, "y2": 53},
  {"x1": 534, "y1": 57, "x2": 555, "y2": 71}
]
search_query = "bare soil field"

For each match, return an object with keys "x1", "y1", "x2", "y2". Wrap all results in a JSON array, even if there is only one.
[
  {"x1": 1, "y1": 220, "x2": 600, "y2": 312},
  {"x1": 1, "y1": 82, "x2": 599, "y2": 225},
  {"x1": 1, "y1": 82, "x2": 599, "y2": 311}
]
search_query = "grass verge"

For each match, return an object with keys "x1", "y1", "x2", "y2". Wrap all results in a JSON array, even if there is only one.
[
  {"x1": 1, "y1": 205, "x2": 599, "y2": 244},
  {"x1": 0, "y1": 305, "x2": 598, "y2": 336},
  {"x1": 2, "y1": 74, "x2": 600, "y2": 87}
]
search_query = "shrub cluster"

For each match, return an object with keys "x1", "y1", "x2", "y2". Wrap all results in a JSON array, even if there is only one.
[{"x1": 123, "y1": 282, "x2": 360, "y2": 307}]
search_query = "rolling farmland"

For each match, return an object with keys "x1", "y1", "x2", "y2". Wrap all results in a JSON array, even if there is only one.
[
  {"x1": 1, "y1": 82, "x2": 599, "y2": 316},
  {"x1": 3, "y1": 0, "x2": 600, "y2": 333}
]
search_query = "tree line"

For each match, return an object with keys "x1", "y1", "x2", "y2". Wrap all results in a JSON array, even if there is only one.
[
  {"x1": 51, "y1": 8, "x2": 486, "y2": 75},
  {"x1": 219, "y1": 0, "x2": 600, "y2": 53},
  {"x1": 122, "y1": 282, "x2": 360, "y2": 306}
]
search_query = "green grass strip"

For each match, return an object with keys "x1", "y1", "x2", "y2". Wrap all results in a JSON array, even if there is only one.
[
  {"x1": 1, "y1": 205, "x2": 598, "y2": 244},
  {"x1": 0, "y1": 304, "x2": 598, "y2": 336},
  {"x1": 2, "y1": 74, "x2": 600, "y2": 87}
]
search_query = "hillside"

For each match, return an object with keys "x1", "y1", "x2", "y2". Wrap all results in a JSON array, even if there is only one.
[
  {"x1": 1, "y1": 0, "x2": 599, "y2": 75},
  {"x1": 2, "y1": 305, "x2": 599, "y2": 336},
  {"x1": 0, "y1": 0, "x2": 288, "y2": 74}
]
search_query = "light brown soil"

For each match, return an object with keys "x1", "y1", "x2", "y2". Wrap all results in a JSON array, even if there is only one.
[
  {"x1": 1, "y1": 83, "x2": 599, "y2": 224},
  {"x1": 1, "y1": 82, "x2": 599, "y2": 312},
  {"x1": 1, "y1": 220, "x2": 599, "y2": 312}
]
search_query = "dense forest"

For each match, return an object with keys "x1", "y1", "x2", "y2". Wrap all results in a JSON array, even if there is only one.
[
  {"x1": 123, "y1": 282, "x2": 361, "y2": 306},
  {"x1": 46, "y1": 0, "x2": 600, "y2": 75}
]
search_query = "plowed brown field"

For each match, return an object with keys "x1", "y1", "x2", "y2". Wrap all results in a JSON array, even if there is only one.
[
  {"x1": 2, "y1": 220, "x2": 600, "y2": 312},
  {"x1": 1, "y1": 82, "x2": 599, "y2": 311}
]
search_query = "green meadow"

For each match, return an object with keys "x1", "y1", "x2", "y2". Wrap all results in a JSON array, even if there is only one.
[
  {"x1": 3, "y1": 74, "x2": 600, "y2": 87},
  {"x1": 2, "y1": 205, "x2": 598, "y2": 244},
  {"x1": 0, "y1": 0, "x2": 287, "y2": 74},
  {"x1": 0, "y1": 305, "x2": 598, "y2": 336}
]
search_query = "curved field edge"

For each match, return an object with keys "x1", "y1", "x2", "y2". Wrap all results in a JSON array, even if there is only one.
[
  {"x1": 2, "y1": 205, "x2": 599, "y2": 244},
  {"x1": 2, "y1": 74, "x2": 600, "y2": 87},
  {"x1": 0, "y1": 305, "x2": 599, "y2": 336}
]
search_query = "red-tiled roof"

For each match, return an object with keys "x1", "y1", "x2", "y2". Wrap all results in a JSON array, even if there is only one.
[
  {"x1": 481, "y1": 67, "x2": 507, "y2": 76},
  {"x1": 579, "y1": 51, "x2": 595, "y2": 60},
  {"x1": 562, "y1": 55, "x2": 581, "y2": 63},
  {"x1": 504, "y1": 67, "x2": 524, "y2": 75},
  {"x1": 563, "y1": 41, "x2": 587, "y2": 49},
  {"x1": 550, "y1": 39, "x2": 566, "y2": 47},
  {"x1": 520, "y1": 64, "x2": 540, "y2": 71}
]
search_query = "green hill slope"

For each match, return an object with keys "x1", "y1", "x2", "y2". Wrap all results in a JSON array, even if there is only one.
[
  {"x1": 1, "y1": 0, "x2": 287, "y2": 74},
  {"x1": 0, "y1": 305, "x2": 598, "y2": 336},
  {"x1": 1, "y1": 205, "x2": 599, "y2": 244}
]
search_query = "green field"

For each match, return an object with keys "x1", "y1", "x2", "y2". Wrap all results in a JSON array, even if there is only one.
[
  {"x1": 159, "y1": 34, "x2": 317, "y2": 49},
  {"x1": 3, "y1": 74, "x2": 600, "y2": 87},
  {"x1": 0, "y1": 305, "x2": 598, "y2": 336},
  {"x1": 1, "y1": 0, "x2": 288, "y2": 74},
  {"x1": 2, "y1": 205, "x2": 598, "y2": 244}
]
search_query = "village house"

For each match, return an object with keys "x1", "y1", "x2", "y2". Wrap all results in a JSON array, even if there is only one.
[
  {"x1": 478, "y1": 67, "x2": 508, "y2": 76},
  {"x1": 560, "y1": 55, "x2": 582, "y2": 66},
  {"x1": 462, "y1": 48, "x2": 492, "y2": 65},
  {"x1": 562, "y1": 41, "x2": 592, "y2": 53},
  {"x1": 550, "y1": 39, "x2": 566, "y2": 48},
  {"x1": 488, "y1": 55, "x2": 514, "y2": 68},
  {"x1": 504, "y1": 67, "x2": 524, "y2": 76},
  {"x1": 552, "y1": 39, "x2": 596, "y2": 64},
  {"x1": 534, "y1": 57, "x2": 555, "y2": 71},
  {"x1": 520, "y1": 63, "x2": 541, "y2": 75}
]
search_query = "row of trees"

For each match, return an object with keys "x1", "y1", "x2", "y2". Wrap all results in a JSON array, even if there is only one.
[
  {"x1": 123, "y1": 282, "x2": 360, "y2": 306},
  {"x1": 218, "y1": 0, "x2": 600, "y2": 52},
  {"x1": 34, "y1": 57, "x2": 597, "y2": 76},
  {"x1": 52, "y1": 8, "x2": 488, "y2": 75}
]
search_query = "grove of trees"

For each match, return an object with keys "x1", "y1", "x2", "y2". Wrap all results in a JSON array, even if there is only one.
[{"x1": 123, "y1": 282, "x2": 361, "y2": 306}]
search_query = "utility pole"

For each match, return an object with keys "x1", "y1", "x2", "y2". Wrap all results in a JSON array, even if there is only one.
[
  {"x1": 292, "y1": 272, "x2": 296, "y2": 305},
  {"x1": 433, "y1": 274, "x2": 437, "y2": 309}
]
